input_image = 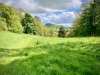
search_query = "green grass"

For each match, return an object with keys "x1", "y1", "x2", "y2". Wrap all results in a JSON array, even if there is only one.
[{"x1": 0, "y1": 31, "x2": 100, "y2": 75}]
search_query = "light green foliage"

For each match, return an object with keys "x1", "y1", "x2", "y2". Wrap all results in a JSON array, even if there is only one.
[
  {"x1": 9, "y1": 19, "x2": 23, "y2": 33},
  {"x1": 0, "y1": 31, "x2": 100, "y2": 75},
  {"x1": 0, "y1": 3, "x2": 23, "y2": 33},
  {"x1": 34, "y1": 16, "x2": 44, "y2": 36},
  {"x1": 34, "y1": 16, "x2": 50, "y2": 36},
  {"x1": 0, "y1": 4, "x2": 15, "y2": 27},
  {"x1": 49, "y1": 28, "x2": 55, "y2": 37},
  {"x1": 15, "y1": 8, "x2": 25, "y2": 22},
  {"x1": 43, "y1": 26, "x2": 50, "y2": 37},
  {"x1": 0, "y1": 17, "x2": 8, "y2": 31}
]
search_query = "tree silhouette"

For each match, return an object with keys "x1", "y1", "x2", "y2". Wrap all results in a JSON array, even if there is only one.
[{"x1": 58, "y1": 26, "x2": 66, "y2": 37}]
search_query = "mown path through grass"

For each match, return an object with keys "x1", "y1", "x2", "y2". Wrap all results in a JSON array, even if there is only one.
[
  {"x1": 0, "y1": 32, "x2": 41, "y2": 74},
  {"x1": 9, "y1": 37, "x2": 34, "y2": 49},
  {"x1": 0, "y1": 35, "x2": 34, "y2": 74}
]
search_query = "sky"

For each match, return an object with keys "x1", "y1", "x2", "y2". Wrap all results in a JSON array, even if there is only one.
[{"x1": 0, "y1": 0, "x2": 85, "y2": 27}]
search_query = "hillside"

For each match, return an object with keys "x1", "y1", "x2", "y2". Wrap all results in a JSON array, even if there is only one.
[
  {"x1": 0, "y1": 31, "x2": 100, "y2": 75},
  {"x1": 45, "y1": 23, "x2": 63, "y2": 28},
  {"x1": 45, "y1": 23, "x2": 71, "y2": 31}
]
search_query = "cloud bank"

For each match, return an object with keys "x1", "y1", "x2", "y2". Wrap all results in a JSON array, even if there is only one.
[
  {"x1": 0, "y1": 0, "x2": 81, "y2": 13},
  {"x1": 0, "y1": 0, "x2": 82, "y2": 26},
  {"x1": 41, "y1": 12, "x2": 75, "y2": 25}
]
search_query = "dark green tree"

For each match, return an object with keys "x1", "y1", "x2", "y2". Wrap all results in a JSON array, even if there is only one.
[
  {"x1": 58, "y1": 26, "x2": 66, "y2": 37},
  {"x1": 21, "y1": 13, "x2": 37, "y2": 35},
  {"x1": 70, "y1": 0, "x2": 100, "y2": 37}
]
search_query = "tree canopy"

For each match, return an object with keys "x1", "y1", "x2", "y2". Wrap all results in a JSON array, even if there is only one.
[
  {"x1": 69, "y1": 0, "x2": 100, "y2": 37},
  {"x1": 0, "y1": 3, "x2": 23, "y2": 33},
  {"x1": 21, "y1": 13, "x2": 37, "y2": 35},
  {"x1": 58, "y1": 26, "x2": 66, "y2": 37}
]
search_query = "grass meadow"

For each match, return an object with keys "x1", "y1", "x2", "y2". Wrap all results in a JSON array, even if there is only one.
[{"x1": 0, "y1": 31, "x2": 100, "y2": 75}]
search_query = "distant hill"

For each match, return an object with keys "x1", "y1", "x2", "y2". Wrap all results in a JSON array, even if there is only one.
[
  {"x1": 45, "y1": 23, "x2": 62, "y2": 28},
  {"x1": 45, "y1": 23, "x2": 71, "y2": 32}
]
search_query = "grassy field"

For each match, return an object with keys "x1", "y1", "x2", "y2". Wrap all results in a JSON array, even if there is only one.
[{"x1": 0, "y1": 31, "x2": 100, "y2": 75}]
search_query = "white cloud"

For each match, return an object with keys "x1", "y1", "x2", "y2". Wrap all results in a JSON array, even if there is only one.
[
  {"x1": 40, "y1": 12, "x2": 75, "y2": 26},
  {"x1": 0, "y1": 0, "x2": 82, "y2": 14}
]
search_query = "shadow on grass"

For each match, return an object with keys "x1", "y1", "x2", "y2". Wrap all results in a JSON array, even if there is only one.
[
  {"x1": 0, "y1": 42, "x2": 100, "y2": 75},
  {"x1": 0, "y1": 48, "x2": 21, "y2": 57},
  {"x1": 0, "y1": 65, "x2": 6, "y2": 74}
]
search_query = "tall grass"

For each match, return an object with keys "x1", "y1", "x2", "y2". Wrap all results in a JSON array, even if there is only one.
[{"x1": 0, "y1": 31, "x2": 100, "y2": 75}]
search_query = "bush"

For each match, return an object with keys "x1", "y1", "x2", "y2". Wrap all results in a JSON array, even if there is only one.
[
  {"x1": 0, "y1": 17, "x2": 8, "y2": 31},
  {"x1": 9, "y1": 20, "x2": 23, "y2": 33}
]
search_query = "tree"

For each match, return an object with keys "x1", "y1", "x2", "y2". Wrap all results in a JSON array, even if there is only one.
[
  {"x1": 15, "y1": 8, "x2": 25, "y2": 22},
  {"x1": 34, "y1": 17, "x2": 44, "y2": 36},
  {"x1": 70, "y1": 0, "x2": 100, "y2": 37},
  {"x1": 0, "y1": 17, "x2": 8, "y2": 31},
  {"x1": 21, "y1": 13, "x2": 37, "y2": 35},
  {"x1": 0, "y1": 3, "x2": 23, "y2": 33},
  {"x1": 58, "y1": 26, "x2": 66, "y2": 37},
  {"x1": 34, "y1": 16, "x2": 51, "y2": 36},
  {"x1": 49, "y1": 28, "x2": 55, "y2": 37},
  {"x1": 9, "y1": 17, "x2": 23, "y2": 33}
]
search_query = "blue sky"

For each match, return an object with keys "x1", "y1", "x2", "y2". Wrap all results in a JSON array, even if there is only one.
[{"x1": 0, "y1": 0, "x2": 86, "y2": 27}]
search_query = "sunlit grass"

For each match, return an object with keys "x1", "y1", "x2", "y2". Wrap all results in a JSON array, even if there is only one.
[{"x1": 0, "y1": 31, "x2": 100, "y2": 75}]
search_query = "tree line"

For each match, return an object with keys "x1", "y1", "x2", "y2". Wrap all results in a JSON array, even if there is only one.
[
  {"x1": 68, "y1": 0, "x2": 100, "y2": 37},
  {"x1": 0, "y1": 3, "x2": 60, "y2": 37}
]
